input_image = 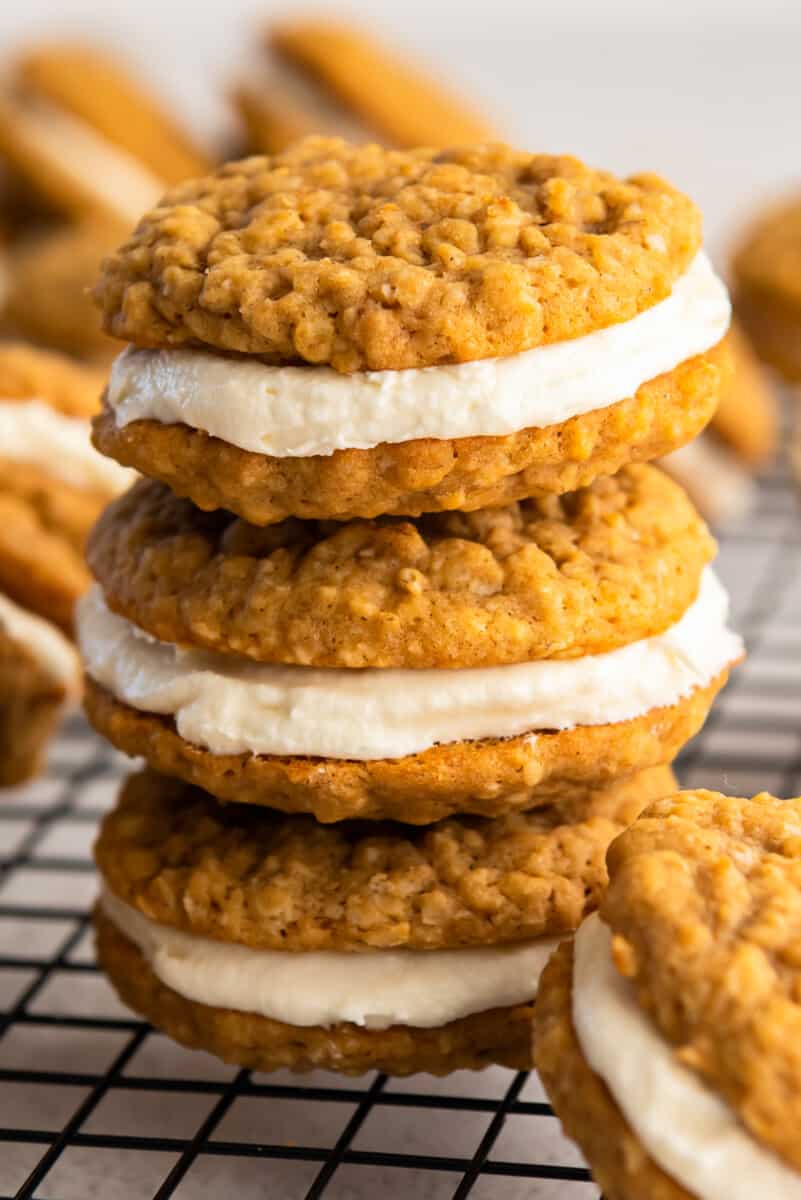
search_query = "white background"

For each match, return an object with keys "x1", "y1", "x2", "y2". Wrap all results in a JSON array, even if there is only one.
[{"x1": 1, "y1": 1, "x2": 799, "y2": 256}]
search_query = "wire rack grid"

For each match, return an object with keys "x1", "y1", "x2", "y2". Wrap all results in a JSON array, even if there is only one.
[{"x1": 1, "y1": 453, "x2": 801, "y2": 1200}]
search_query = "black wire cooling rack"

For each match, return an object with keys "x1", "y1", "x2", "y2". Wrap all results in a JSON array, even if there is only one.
[{"x1": 2, "y1": 454, "x2": 801, "y2": 1200}]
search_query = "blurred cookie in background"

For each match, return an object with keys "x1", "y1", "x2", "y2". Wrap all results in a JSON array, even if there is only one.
[
  {"x1": 0, "y1": 42, "x2": 209, "y2": 228},
  {"x1": 662, "y1": 323, "x2": 777, "y2": 524},
  {"x1": 1, "y1": 222, "x2": 122, "y2": 361},
  {"x1": 732, "y1": 191, "x2": 801, "y2": 381},
  {"x1": 235, "y1": 18, "x2": 496, "y2": 153},
  {"x1": 0, "y1": 342, "x2": 134, "y2": 632},
  {"x1": 0, "y1": 591, "x2": 80, "y2": 786}
]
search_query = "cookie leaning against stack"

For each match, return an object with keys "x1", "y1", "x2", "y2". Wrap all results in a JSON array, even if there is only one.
[
  {"x1": 81, "y1": 137, "x2": 741, "y2": 1075},
  {"x1": 535, "y1": 789, "x2": 801, "y2": 1198}
]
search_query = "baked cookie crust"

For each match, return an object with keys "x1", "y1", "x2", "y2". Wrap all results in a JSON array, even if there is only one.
[
  {"x1": 86, "y1": 466, "x2": 715, "y2": 669},
  {"x1": 0, "y1": 340, "x2": 107, "y2": 416},
  {"x1": 95, "y1": 907, "x2": 533, "y2": 1075},
  {"x1": 602, "y1": 789, "x2": 801, "y2": 1173},
  {"x1": 0, "y1": 462, "x2": 99, "y2": 631},
  {"x1": 93, "y1": 138, "x2": 701, "y2": 372},
  {"x1": 0, "y1": 626, "x2": 66, "y2": 785},
  {"x1": 83, "y1": 673, "x2": 728, "y2": 823},
  {"x1": 711, "y1": 324, "x2": 776, "y2": 465},
  {"x1": 733, "y1": 195, "x2": 801, "y2": 379},
  {"x1": 95, "y1": 765, "x2": 676, "y2": 953},
  {"x1": 92, "y1": 342, "x2": 728, "y2": 524},
  {"x1": 534, "y1": 940, "x2": 692, "y2": 1200}
]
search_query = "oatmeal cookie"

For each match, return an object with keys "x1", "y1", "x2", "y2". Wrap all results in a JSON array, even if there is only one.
[
  {"x1": 602, "y1": 789, "x2": 801, "y2": 1173},
  {"x1": 86, "y1": 466, "x2": 714, "y2": 670},
  {"x1": 3, "y1": 225, "x2": 123, "y2": 361},
  {"x1": 0, "y1": 466, "x2": 96, "y2": 630},
  {"x1": 733, "y1": 194, "x2": 801, "y2": 380},
  {"x1": 0, "y1": 623, "x2": 67, "y2": 785},
  {"x1": 17, "y1": 44, "x2": 209, "y2": 187},
  {"x1": 83, "y1": 674, "x2": 727, "y2": 823},
  {"x1": 95, "y1": 765, "x2": 676, "y2": 952},
  {"x1": 94, "y1": 907, "x2": 533, "y2": 1075},
  {"x1": 0, "y1": 340, "x2": 107, "y2": 415},
  {"x1": 534, "y1": 789, "x2": 801, "y2": 1198},
  {"x1": 92, "y1": 342, "x2": 728, "y2": 524},
  {"x1": 94, "y1": 138, "x2": 701, "y2": 371},
  {"x1": 535, "y1": 940, "x2": 691, "y2": 1200}
]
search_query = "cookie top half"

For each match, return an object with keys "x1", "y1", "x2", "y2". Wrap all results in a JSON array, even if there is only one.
[
  {"x1": 602, "y1": 788, "x2": 801, "y2": 1174},
  {"x1": 86, "y1": 465, "x2": 714, "y2": 669},
  {"x1": 94, "y1": 138, "x2": 701, "y2": 371},
  {"x1": 95, "y1": 766, "x2": 675, "y2": 954}
]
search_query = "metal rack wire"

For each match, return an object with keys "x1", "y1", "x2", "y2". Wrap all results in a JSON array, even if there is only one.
[{"x1": 1, "y1": 454, "x2": 801, "y2": 1200}]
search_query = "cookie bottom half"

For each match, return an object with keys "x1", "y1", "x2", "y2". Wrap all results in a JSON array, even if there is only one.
[
  {"x1": 95, "y1": 909, "x2": 534, "y2": 1076},
  {"x1": 92, "y1": 344, "x2": 728, "y2": 525},
  {"x1": 83, "y1": 672, "x2": 728, "y2": 823}
]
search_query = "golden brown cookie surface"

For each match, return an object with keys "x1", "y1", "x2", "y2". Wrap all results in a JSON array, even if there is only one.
[
  {"x1": 0, "y1": 621, "x2": 66, "y2": 785},
  {"x1": 0, "y1": 340, "x2": 106, "y2": 416},
  {"x1": 94, "y1": 138, "x2": 701, "y2": 371},
  {"x1": 94, "y1": 907, "x2": 533, "y2": 1075},
  {"x1": 92, "y1": 342, "x2": 728, "y2": 524},
  {"x1": 83, "y1": 673, "x2": 727, "y2": 823},
  {"x1": 3, "y1": 226, "x2": 122, "y2": 361},
  {"x1": 95, "y1": 765, "x2": 676, "y2": 952},
  {"x1": 602, "y1": 789, "x2": 801, "y2": 1174},
  {"x1": 534, "y1": 941, "x2": 692, "y2": 1200},
  {"x1": 733, "y1": 195, "x2": 801, "y2": 380},
  {"x1": 86, "y1": 466, "x2": 715, "y2": 670},
  {"x1": 712, "y1": 323, "x2": 777, "y2": 464}
]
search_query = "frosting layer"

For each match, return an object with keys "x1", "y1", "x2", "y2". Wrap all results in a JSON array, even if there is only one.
[
  {"x1": 107, "y1": 252, "x2": 730, "y2": 457},
  {"x1": 101, "y1": 888, "x2": 555, "y2": 1029},
  {"x1": 573, "y1": 915, "x2": 801, "y2": 1200},
  {"x1": 77, "y1": 570, "x2": 741, "y2": 761},
  {"x1": 0, "y1": 399, "x2": 135, "y2": 494}
]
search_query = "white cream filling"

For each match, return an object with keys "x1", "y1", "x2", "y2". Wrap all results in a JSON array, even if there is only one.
[
  {"x1": 76, "y1": 569, "x2": 741, "y2": 762},
  {"x1": 0, "y1": 592, "x2": 80, "y2": 693},
  {"x1": 106, "y1": 251, "x2": 731, "y2": 458},
  {"x1": 0, "y1": 400, "x2": 135, "y2": 494},
  {"x1": 573, "y1": 914, "x2": 801, "y2": 1200},
  {"x1": 101, "y1": 888, "x2": 556, "y2": 1029},
  {"x1": 662, "y1": 436, "x2": 756, "y2": 525},
  {"x1": 13, "y1": 95, "x2": 164, "y2": 224}
]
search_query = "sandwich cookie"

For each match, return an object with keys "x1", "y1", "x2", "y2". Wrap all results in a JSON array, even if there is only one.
[
  {"x1": 94, "y1": 765, "x2": 676, "y2": 1075},
  {"x1": 0, "y1": 342, "x2": 134, "y2": 630},
  {"x1": 79, "y1": 467, "x2": 742, "y2": 822},
  {"x1": 535, "y1": 788, "x2": 801, "y2": 1199},
  {"x1": 662, "y1": 323, "x2": 777, "y2": 524},
  {"x1": 235, "y1": 18, "x2": 496, "y2": 155},
  {"x1": 0, "y1": 591, "x2": 80, "y2": 785},
  {"x1": 732, "y1": 192, "x2": 801, "y2": 381},
  {"x1": 2, "y1": 223, "x2": 122, "y2": 361},
  {"x1": 0, "y1": 43, "x2": 208, "y2": 227},
  {"x1": 92, "y1": 138, "x2": 732, "y2": 524}
]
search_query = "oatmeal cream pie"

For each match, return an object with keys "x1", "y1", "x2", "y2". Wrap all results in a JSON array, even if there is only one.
[
  {"x1": 0, "y1": 43, "x2": 208, "y2": 229},
  {"x1": 78, "y1": 467, "x2": 742, "y2": 822},
  {"x1": 535, "y1": 788, "x2": 801, "y2": 1200},
  {"x1": 733, "y1": 192, "x2": 801, "y2": 381},
  {"x1": 0, "y1": 342, "x2": 134, "y2": 630},
  {"x1": 235, "y1": 18, "x2": 496, "y2": 156},
  {"x1": 0, "y1": 591, "x2": 80, "y2": 785},
  {"x1": 93, "y1": 139, "x2": 732, "y2": 524},
  {"x1": 662, "y1": 322, "x2": 777, "y2": 524},
  {"x1": 94, "y1": 764, "x2": 676, "y2": 1075}
]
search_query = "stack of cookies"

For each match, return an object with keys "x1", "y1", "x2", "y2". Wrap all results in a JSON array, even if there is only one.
[{"x1": 79, "y1": 139, "x2": 743, "y2": 1075}]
